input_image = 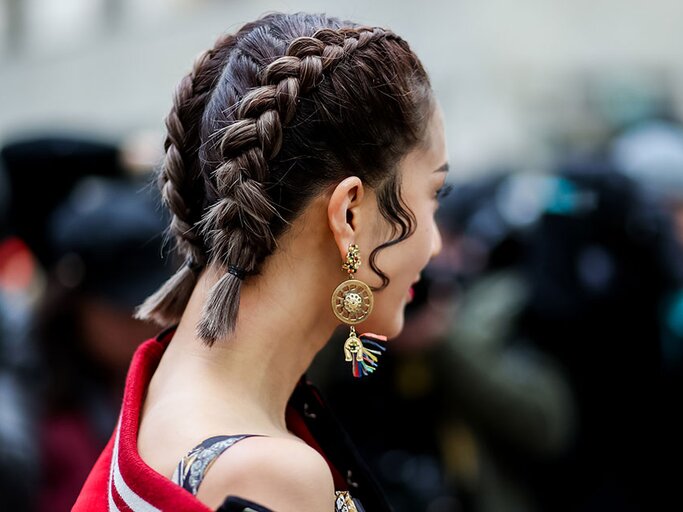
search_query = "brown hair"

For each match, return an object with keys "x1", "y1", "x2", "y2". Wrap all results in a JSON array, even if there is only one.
[{"x1": 136, "y1": 12, "x2": 433, "y2": 344}]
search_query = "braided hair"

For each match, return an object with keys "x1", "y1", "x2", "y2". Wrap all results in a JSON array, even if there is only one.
[{"x1": 137, "y1": 13, "x2": 433, "y2": 344}]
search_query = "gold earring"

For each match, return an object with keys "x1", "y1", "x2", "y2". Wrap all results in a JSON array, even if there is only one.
[{"x1": 331, "y1": 243, "x2": 387, "y2": 378}]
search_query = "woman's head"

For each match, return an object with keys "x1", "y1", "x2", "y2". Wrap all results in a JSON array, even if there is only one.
[{"x1": 137, "y1": 12, "x2": 444, "y2": 343}]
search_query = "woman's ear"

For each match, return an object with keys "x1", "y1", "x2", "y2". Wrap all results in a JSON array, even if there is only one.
[{"x1": 327, "y1": 177, "x2": 365, "y2": 259}]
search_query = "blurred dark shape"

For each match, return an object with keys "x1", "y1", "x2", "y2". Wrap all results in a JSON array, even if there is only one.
[
  {"x1": 0, "y1": 290, "x2": 40, "y2": 511},
  {"x1": 33, "y1": 176, "x2": 170, "y2": 511},
  {"x1": 0, "y1": 167, "x2": 9, "y2": 239},
  {"x1": 432, "y1": 172, "x2": 576, "y2": 512},
  {"x1": 438, "y1": 164, "x2": 683, "y2": 511},
  {"x1": 1, "y1": 133, "x2": 171, "y2": 511},
  {"x1": 1, "y1": 167, "x2": 40, "y2": 510},
  {"x1": 434, "y1": 172, "x2": 526, "y2": 277},
  {"x1": 1, "y1": 135, "x2": 123, "y2": 269},
  {"x1": 46, "y1": 177, "x2": 171, "y2": 311},
  {"x1": 519, "y1": 165, "x2": 681, "y2": 510},
  {"x1": 609, "y1": 116, "x2": 683, "y2": 391}
]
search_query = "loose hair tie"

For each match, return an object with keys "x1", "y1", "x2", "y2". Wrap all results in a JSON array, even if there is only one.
[
  {"x1": 185, "y1": 258, "x2": 246, "y2": 281},
  {"x1": 227, "y1": 265, "x2": 247, "y2": 281}
]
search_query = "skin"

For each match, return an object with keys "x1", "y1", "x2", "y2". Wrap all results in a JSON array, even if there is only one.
[{"x1": 137, "y1": 106, "x2": 449, "y2": 511}]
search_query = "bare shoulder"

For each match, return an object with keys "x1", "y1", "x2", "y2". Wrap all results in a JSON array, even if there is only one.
[{"x1": 196, "y1": 436, "x2": 335, "y2": 511}]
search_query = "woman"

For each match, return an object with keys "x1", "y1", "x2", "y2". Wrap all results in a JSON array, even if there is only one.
[{"x1": 74, "y1": 12, "x2": 449, "y2": 512}]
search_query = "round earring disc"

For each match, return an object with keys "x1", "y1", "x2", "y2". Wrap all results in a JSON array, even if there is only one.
[{"x1": 331, "y1": 279, "x2": 374, "y2": 324}]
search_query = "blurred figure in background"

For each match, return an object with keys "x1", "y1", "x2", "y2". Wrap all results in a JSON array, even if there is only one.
[
  {"x1": 34, "y1": 176, "x2": 170, "y2": 511},
  {"x1": 432, "y1": 173, "x2": 577, "y2": 512},
  {"x1": 0, "y1": 136, "x2": 169, "y2": 511},
  {"x1": 0, "y1": 161, "x2": 40, "y2": 510},
  {"x1": 610, "y1": 116, "x2": 683, "y2": 507},
  {"x1": 437, "y1": 164, "x2": 683, "y2": 512},
  {"x1": 610, "y1": 117, "x2": 683, "y2": 364}
]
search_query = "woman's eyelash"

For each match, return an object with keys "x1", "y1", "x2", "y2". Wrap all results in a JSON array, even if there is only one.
[{"x1": 435, "y1": 183, "x2": 454, "y2": 200}]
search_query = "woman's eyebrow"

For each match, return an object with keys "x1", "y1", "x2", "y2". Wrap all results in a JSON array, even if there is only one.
[{"x1": 433, "y1": 163, "x2": 449, "y2": 174}]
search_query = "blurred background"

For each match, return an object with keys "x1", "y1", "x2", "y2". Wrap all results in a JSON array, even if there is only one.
[{"x1": 1, "y1": 1, "x2": 682, "y2": 511}]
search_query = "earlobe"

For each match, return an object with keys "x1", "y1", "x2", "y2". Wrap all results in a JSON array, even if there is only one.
[{"x1": 327, "y1": 177, "x2": 365, "y2": 259}]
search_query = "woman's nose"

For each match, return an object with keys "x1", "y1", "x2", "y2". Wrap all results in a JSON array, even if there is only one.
[{"x1": 431, "y1": 221, "x2": 443, "y2": 258}]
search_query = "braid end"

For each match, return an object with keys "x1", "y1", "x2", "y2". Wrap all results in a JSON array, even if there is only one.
[
  {"x1": 134, "y1": 264, "x2": 198, "y2": 326},
  {"x1": 196, "y1": 270, "x2": 242, "y2": 346}
]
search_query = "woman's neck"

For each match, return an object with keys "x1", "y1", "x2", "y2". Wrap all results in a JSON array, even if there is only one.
[{"x1": 162, "y1": 241, "x2": 340, "y2": 433}]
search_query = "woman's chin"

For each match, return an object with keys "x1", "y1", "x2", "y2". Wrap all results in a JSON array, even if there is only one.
[{"x1": 385, "y1": 322, "x2": 404, "y2": 340}]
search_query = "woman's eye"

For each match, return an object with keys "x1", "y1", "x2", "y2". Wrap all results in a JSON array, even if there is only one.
[{"x1": 435, "y1": 183, "x2": 453, "y2": 201}]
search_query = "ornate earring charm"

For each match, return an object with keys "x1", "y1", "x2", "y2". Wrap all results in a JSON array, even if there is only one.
[
  {"x1": 331, "y1": 244, "x2": 373, "y2": 323},
  {"x1": 331, "y1": 243, "x2": 387, "y2": 378}
]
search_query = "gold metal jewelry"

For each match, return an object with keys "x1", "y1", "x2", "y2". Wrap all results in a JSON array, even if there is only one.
[
  {"x1": 331, "y1": 244, "x2": 386, "y2": 378},
  {"x1": 341, "y1": 243, "x2": 361, "y2": 274},
  {"x1": 344, "y1": 328, "x2": 364, "y2": 362},
  {"x1": 331, "y1": 279, "x2": 374, "y2": 324},
  {"x1": 331, "y1": 243, "x2": 374, "y2": 324}
]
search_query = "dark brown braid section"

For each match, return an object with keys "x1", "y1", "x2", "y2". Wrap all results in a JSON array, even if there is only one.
[
  {"x1": 135, "y1": 32, "x2": 240, "y2": 326},
  {"x1": 196, "y1": 27, "x2": 404, "y2": 343}
]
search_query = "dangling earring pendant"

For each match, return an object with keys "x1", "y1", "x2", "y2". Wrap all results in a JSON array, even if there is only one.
[
  {"x1": 344, "y1": 327, "x2": 364, "y2": 362},
  {"x1": 343, "y1": 325, "x2": 387, "y2": 378},
  {"x1": 331, "y1": 243, "x2": 387, "y2": 378}
]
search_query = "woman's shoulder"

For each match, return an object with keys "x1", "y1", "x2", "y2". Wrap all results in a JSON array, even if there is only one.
[{"x1": 196, "y1": 435, "x2": 335, "y2": 511}]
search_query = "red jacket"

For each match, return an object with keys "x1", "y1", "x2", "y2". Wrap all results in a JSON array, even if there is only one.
[{"x1": 73, "y1": 329, "x2": 390, "y2": 511}]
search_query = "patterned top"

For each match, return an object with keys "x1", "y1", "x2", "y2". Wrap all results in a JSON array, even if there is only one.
[
  {"x1": 171, "y1": 435, "x2": 364, "y2": 511},
  {"x1": 335, "y1": 490, "x2": 364, "y2": 512},
  {"x1": 171, "y1": 435, "x2": 257, "y2": 496}
]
